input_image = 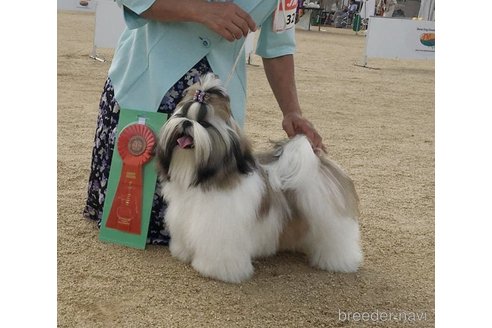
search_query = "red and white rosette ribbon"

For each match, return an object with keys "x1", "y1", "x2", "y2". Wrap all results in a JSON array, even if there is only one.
[{"x1": 105, "y1": 124, "x2": 155, "y2": 234}]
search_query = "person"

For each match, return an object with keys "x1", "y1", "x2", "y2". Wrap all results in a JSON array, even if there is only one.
[
  {"x1": 83, "y1": 0, "x2": 324, "y2": 245},
  {"x1": 376, "y1": 0, "x2": 397, "y2": 17},
  {"x1": 346, "y1": 0, "x2": 358, "y2": 24},
  {"x1": 348, "y1": 0, "x2": 358, "y2": 14},
  {"x1": 353, "y1": 0, "x2": 362, "y2": 11}
]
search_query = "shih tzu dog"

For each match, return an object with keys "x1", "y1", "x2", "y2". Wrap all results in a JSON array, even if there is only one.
[{"x1": 156, "y1": 73, "x2": 362, "y2": 283}]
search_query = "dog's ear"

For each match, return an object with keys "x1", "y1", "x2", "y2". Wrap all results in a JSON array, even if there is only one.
[
  {"x1": 194, "y1": 166, "x2": 218, "y2": 186},
  {"x1": 192, "y1": 133, "x2": 255, "y2": 187},
  {"x1": 155, "y1": 138, "x2": 172, "y2": 181},
  {"x1": 228, "y1": 130, "x2": 256, "y2": 174}
]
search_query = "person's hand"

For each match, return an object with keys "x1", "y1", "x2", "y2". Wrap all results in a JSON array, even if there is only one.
[
  {"x1": 197, "y1": 2, "x2": 257, "y2": 41},
  {"x1": 282, "y1": 112, "x2": 326, "y2": 154}
]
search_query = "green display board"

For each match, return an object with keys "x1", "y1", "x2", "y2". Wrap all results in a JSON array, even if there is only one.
[{"x1": 99, "y1": 108, "x2": 167, "y2": 249}]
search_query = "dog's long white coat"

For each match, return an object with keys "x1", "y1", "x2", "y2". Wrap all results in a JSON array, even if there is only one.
[
  {"x1": 163, "y1": 136, "x2": 362, "y2": 283},
  {"x1": 157, "y1": 73, "x2": 362, "y2": 283}
]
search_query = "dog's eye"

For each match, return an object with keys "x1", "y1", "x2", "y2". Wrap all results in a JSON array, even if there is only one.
[{"x1": 198, "y1": 121, "x2": 211, "y2": 128}]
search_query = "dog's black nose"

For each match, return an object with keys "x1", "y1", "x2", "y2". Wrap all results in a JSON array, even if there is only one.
[{"x1": 182, "y1": 120, "x2": 192, "y2": 129}]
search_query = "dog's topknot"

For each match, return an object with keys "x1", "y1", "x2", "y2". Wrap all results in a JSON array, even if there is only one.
[
  {"x1": 174, "y1": 72, "x2": 234, "y2": 123},
  {"x1": 193, "y1": 73, "x2": 229, "y2": 103}
]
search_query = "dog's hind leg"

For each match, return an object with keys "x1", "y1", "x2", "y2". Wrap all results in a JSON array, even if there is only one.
[
  {"x1": 299, "y1": 201, "x2": 363, "y2": 273},
  {"x1": 297, "y1": 161, "x2": 363, "y2": 272},
  {"x1": 269, "y1": 135, "x2": 363, "y2": 272}
]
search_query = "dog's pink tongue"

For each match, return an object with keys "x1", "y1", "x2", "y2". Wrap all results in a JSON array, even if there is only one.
[{"x1": 177, "y1": 136, "x2": 193, "y2": 149}]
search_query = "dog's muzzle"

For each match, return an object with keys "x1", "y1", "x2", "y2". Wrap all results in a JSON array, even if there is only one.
[
  {"x1": 176, "y1": 120, "x2": 194, "y2": 149},
  {"x1": 177, "y1": 134, "x2": 194, "y2": 149}
]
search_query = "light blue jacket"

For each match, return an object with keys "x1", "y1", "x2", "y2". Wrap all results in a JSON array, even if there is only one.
[{"x1": 111, "y1": 0, "x2": 296, "y2": 127}]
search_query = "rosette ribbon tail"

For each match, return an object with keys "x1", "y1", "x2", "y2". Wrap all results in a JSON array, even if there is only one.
[{"x1": 105, "y1": 124, "x2": 156, "y2": 235}]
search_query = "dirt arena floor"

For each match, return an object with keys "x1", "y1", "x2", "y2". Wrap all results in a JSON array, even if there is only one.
[{"x1": 58, "y1": 11, "x2": 435, "y2": 327}]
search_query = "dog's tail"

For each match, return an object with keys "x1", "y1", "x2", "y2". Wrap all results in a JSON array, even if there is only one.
[{"x1": 265, "y1": 135, "x2": 359, "y2": 219}]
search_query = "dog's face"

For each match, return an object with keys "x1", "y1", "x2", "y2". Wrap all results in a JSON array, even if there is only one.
[{"x1": 157, "y1": 74, "x2": 255, "y2": 188}]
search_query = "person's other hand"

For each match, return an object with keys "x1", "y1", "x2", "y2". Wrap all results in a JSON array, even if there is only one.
[
  {"x1": 282, "y1": 112, "x2": 326, "y2": 153},
  {"x1": 198, "y1": 2, "x2": 257, "y2": 41}
]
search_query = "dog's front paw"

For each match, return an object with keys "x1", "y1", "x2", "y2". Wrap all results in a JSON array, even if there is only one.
[
  {"x1": 191, "y1": 255, "x2": 254, "y2": 283},
  {"x1": 169, "y1": 240, "x2": 193, "y2": 264},
  {"x1": 309, "y1": 247, "x2": 363, "y2": 273}
]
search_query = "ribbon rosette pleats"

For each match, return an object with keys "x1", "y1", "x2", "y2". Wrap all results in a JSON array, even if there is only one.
[{"x1": 105, "y1": 123, "x2": 156, "y2": 234}]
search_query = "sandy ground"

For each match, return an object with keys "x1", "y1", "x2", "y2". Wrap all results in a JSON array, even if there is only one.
[{"x1": 57, "y1": 11, "x2": 435, "y2": 327}]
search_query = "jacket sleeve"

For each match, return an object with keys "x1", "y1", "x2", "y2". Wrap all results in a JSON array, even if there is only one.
[
  {"x1": 115, "y1": 0, "x2": 156, "y2": 30},
  {"x1": 255, "y1": 11, "x2": 296, "y2": 58}
]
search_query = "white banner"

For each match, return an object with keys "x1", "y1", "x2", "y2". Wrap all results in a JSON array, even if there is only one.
[
  {"x1": 365, "y1": 17, "x2": 435, "y2": 61},
  {"x1": 93, "y1": 1, "x2": 126, "y2": 49},
  {"x1": 359, "y1": 0, "x2": 376, "y2": 20}
]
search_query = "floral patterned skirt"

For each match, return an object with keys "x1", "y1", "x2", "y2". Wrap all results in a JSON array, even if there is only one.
[{"x1": 83, "y1": 57, "x2": 213, "y2": 245}]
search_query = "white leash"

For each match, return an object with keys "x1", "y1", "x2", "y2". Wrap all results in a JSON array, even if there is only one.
[{"x1": 223, "y1": 35, "x2": 248, "y2": 89}]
